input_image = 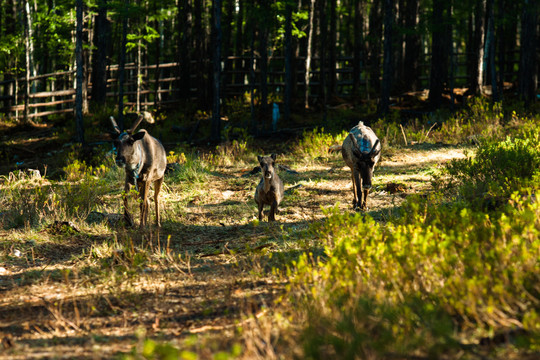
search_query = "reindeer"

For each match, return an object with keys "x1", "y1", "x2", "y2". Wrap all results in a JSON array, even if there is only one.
[
  {"x1": 341, "y1": 121, "x2": 381, "y2": 211},
  {"x1": 110, "y1": 114, "x2": 167, "y2": 227},
  {"x1": 254, "y1": 153, "x2": 284, "y2": 222}
]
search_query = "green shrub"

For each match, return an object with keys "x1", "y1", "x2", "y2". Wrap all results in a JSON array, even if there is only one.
[
  {"x1": 168, "y1": 152, "x2": 211, "y2": 184},
  {"x1": 442, "y1": 130, "x2": 540, "y2": 204},
  {"x1": 285, "y1": 195, "x2": 540, "y2": 358},
  {"x1": 293, "y1": 128, "x2": 347, "y2": 159},
  {"x1": 433, "y1": 98, "x2": 504, "y2": 144}
]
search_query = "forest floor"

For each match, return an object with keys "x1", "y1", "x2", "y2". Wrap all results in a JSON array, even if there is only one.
[{"x1": 0, "y1": 124, "x2": 468, "y2": 359}]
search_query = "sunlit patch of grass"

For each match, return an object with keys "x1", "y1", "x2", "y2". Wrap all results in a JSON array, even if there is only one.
[{"x1": 293, "y1": 127, "x2": 348, "y2": 160}]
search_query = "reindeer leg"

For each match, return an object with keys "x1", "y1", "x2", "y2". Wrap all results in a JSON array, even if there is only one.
[
  {"x1": 362, "y1": 188, "x2": 370, "y2": 211},
  {"x1": 269, "y1": 200, "x2": 277, "y2": 222},
  {"x1": 139, "y1": 180, "x2": 150, "y2": 228},
  {"x1": 257, "y1": 200, "x2": 264, "y2": 221},
  {"x1": 353, "y1": 170, "x2": 363, "y2": 211},
  {"x1": 123, "y1": 181, "x2": 134, "y2": 227},
  {"x1": 154, "y1": 177, "x2": 163, "y2": 227},
  {"x1": 350, "y1": 171, "x2": 357, "y2": 208}
]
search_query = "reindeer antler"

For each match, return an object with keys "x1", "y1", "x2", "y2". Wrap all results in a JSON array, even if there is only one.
[
  {"x1": 110, "y1": 116, "x2": 121, "y2": 134},
  {"x1": 369, "y1": 139, "x2": 381, "y2": 156},
  {"x1": 128, "y1": 113, "x2": 145, "y2": 134}
]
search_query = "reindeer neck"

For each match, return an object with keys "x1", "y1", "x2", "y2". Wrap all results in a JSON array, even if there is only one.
[
  {"x1": 263, "y1": 176, "x2": 272, "y2": 192},
  {"x1": 129, "y1": 142, "x2": 144, "y2": 188}
]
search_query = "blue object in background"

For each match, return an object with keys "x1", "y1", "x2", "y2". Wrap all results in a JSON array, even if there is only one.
[{"x1": 272, "y1": 103, "x2": 280, "y2": 131}]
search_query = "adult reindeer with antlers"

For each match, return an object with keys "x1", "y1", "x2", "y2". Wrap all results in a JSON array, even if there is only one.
[{"x1": 110, "y1": 113, "x2": 167, "y2": 228}]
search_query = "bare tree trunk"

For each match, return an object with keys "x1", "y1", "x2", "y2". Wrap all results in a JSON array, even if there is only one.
[
  {"x1": 428, "y1": 0, "x2": 446, "y2": 108},
  {"x1": 518, "y1": 0, "x2": 538, "y2": 105},
  {"x1": 249, "y1": 8, "x2": 256, "y2": 135},
  {"x1": 91, "y1": 0, "x2": 109, "y2": 106},
  {"x1": 234, "y1": 0, "x2": 244, "y2": 85},
  {"x1": 178, "y1": 0, "x2": 192, "y2": 100},
  {"x1": 259, "y1": 0, "x2": 269, "y2": 119},
  {"x1": 23, "y1": 0, "x2": 35, "y2": 123},
  {"x1": 328, "y1": 0, "x2": 337, "y2": 98},
  {"x1": 379, "y1": 0, "x2": 394, "y2": 116},
  {"x1": 469, "y1": 0, "x2": 486, "y2": 95},
  {"x1": 368, "y1": 0, "x2": 382, "y2": 96},
  {"x1": 137, "y1": 38, "x2": 142, "y2": 112},
  {"x1": 118, "y1": 0, "x2": 129, "y2": 130},
  {"x1": 403, "y1": 0, "x2": 420, "y2": 91},
  {"x1": 305, "y1": 0, "x2": 316, "y2": 108},
  {"x1": 352, "y1": 0, "x2": 365, "y2": 97},
  {"x1": 318, "y1": 0, "x2": 327, "y2": 120},
  {"x1": 211, "y1": 0, "x2": 222, "y2": 143},
  {"x1": 486, "y1": 0, "x2": 498, "y2": 101},
  {"x1": 75, "y1": 0, "x2": 85, "y2": 144},
  {"x1": 284, "y1": 2, "x2": 293, "y2": 124}
]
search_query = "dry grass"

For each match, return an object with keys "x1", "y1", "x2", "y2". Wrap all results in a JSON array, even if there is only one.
[{"x1": 0, "y1": 143, "x2": 467, "y2": 359}]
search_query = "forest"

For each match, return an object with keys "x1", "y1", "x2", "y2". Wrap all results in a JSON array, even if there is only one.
[{"x1": 0, "y1": 0, "x2": 539, "y2": 359}]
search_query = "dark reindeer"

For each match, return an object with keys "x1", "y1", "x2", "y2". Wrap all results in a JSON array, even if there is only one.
[
  {"x1": 254, "y1": 154, "x2": 284, "y2": 222},
  {"x1": 341, "y1": 121, "x2": 381, "y2": 211},
  {"x1": 110, "y1": 114, "x2": 167, "y2": 227}
]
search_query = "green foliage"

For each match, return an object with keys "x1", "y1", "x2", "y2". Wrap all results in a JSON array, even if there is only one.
[
  {"x1": 287, "y1": 194, "x2": 540, "y2": 358},
  {"x1": 434, "y1": 98, "x2": 505, "y2": 144},
  {"x1": 440, "y1": 128, "x2": 540, "y2": 204},
  {"x1": 293, "y1": 128, "x2": 347, "y2": 159},
  {"x1": 167, "y1": 151, "x2": 211, "y2": 184}
]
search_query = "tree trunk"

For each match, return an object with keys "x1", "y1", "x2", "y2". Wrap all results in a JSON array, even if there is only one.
[
  {"x1": 222, "y1": 0, "x2": 234, "y2": 94},
  {"x1": 468, "y1": 0, "x2": 485, "y2": 95},
  {"x1": 91, "y1": 0, "x2": 109, "y2": 106},
  {"x1": 518, "y1": 0, "x2": 538, "y2": 105},
  {"x1": 328, "y1": 0, "x2": 337, "y2": 99},
  {"x1": 211, "y1": 0, "x2": 222, "y2": 143},
  {"x1": 428, "y1": 0, "x2": 446, "y2": 108},
  {"x1": 178, "y1": 0, "x2": 192, "y2": 100},
  {"x1": 486, "y1": 0, "x2": 499, "y2": 101},
  {"x1": 117, "y1": 0, "x2": 129, "y2": 130},
  {"x1": 259, "y1": 0, "x2": 269, "y2": 118},
  {"x1": 305, "y1": 0, "x2": 316, "y2": 108},
  {"x1": 318, "y1": 0, "x2": 327, "y2": 118},
  {"x1": 283, "y1": 2, "x2": 293, "y2": 124},
  {"x1": 368, "y1": 0, "x2": 382, "y2": 96},
  {"x1": 137, "y1": 38, "x2": 142, "y2": 112},
  {"x1": 403, "y1": 0, "x2": 420, "y2": 91},
  {"x1": 234, "y1": 0, "x2": 244, "y2": 85},
  {"x1": 352, "y1": 0, "x2": 365, "y2": 97},
  {"x1": 75, "y1": 0, "x2": 85, "y2": 144},
  {"x1": 193, "y1": 0, "x2": 204, "y2": 105},
  {"x1": 249, "y1": 6, "x2": 256, "y2": 135},
  {"x1": 379, "y1": 0, "x2": 394, "y2": 116},
  {"x1": 23, "y1": 0, "x2": 35, "y2": 123}
]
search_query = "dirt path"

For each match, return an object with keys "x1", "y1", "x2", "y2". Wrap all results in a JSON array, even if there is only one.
[{"x1": 0, "y1": 144, "x2": 466, "y2": 359}]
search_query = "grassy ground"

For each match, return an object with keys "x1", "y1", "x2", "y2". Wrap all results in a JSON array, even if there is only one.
[{"x1": 0, "y1": 121, "x2": 469, "y2": 358}]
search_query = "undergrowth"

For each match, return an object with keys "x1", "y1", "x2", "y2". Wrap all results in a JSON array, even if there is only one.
[{"x1": 270, "y1": 113, "x2": 540, "y2": 359}]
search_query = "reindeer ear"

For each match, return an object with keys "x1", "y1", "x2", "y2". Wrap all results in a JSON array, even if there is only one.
[
  {"x1": 271, "y1": 153, "x2": 277, "y2": 161},
  {"x1": 132, "y1": 131, "x2": 145, "y2": 141},
  {"x1": 257, "y1": 155, "x2": 263, "y2": 163}
]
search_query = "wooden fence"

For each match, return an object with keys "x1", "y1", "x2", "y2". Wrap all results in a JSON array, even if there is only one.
[{"x1": 0, "y1": 53, "x2": 515, "y2": 121}]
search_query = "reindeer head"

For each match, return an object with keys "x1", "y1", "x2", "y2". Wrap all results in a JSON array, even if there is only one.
[
  {"x1": 258, "y1": 153, "x2": 277, "y2": 181},
  {"x1": 349, "y1": 134, "x2": 381, "y2": 189},
  {"x1": 110, "y1": 114, "x2": 146, "y2": 169}
]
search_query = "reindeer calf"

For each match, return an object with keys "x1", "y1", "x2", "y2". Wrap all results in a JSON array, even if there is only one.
[
  {"x1": 254, "y1": 154, "x2": 284, "y2": 222},
  {"x1": 110, "y1": 114, "x2": 167, "y2": 227},
  {"x1": 341, "y1": 121, "x2": 381, "y2": 211}
]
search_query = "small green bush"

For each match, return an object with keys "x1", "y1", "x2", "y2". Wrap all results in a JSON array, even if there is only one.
[
  {"x1": 293, "y1": 128, "x2": 347, "y2": 159},
  {"x1": 443, "y1": 130, "x2": 540, "y2": 204},
  {"x1": 287, "y1": 195, "x2": 540, "y2": 358}
]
